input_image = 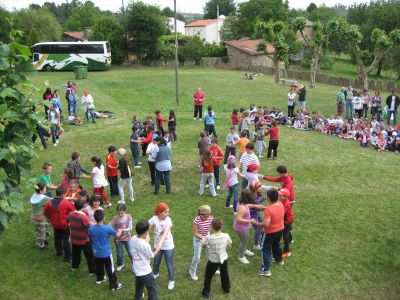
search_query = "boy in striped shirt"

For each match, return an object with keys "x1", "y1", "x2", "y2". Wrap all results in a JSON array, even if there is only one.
[
  {"x1": 201, "y1": 217, "x2": 232, "y2": 299},
  {"x1": 67, "y1": 199, "x2": 95, "y2": 274},
  {"x1": 239, "y1": 143, "x2": 259, "y2": 189}
]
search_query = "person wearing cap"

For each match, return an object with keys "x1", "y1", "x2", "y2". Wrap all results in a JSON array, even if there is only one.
[
  {"x1": 81, "y1": 89, "x2": 95, "y2": 123},
  {"x1": 245, "y1": 162, "x2": 260, "y2": 188},
  {"x1": 189, "y1": 205, "x2": 214, "y2": 281},
  {"x1": 117, "y1": 148, "x2": 134, "y2": 203},
  {"x1": 252, "y1": 189, "x2": 284, "y2": 277},
  {"x1": 278, "y1": 188, "x2": 294, "y2": 258}
]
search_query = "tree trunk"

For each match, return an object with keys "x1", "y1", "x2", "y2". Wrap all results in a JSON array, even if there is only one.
[
  {"x1": 310, "y1": 55, "x2": 319, "y2": 89},
  {"x1": 359, "y1": 72, "x2": 369, "y2": 91},
  {"x1": 274, "y1": 59, "x2": 280, "y2": 84}
]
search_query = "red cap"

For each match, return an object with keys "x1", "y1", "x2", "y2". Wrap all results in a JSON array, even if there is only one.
[
  {"x1": 246, "y1": 163, "x2": 259, "y2": 172},
  {"x1": 278, "y1": 188, "x2": 290, "y2": 197}
]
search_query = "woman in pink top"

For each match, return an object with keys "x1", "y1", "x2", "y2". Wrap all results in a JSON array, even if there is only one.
[
  {"x1": 233, "y1": 189, "x2": 263, "y2": 264},
  {"x1": 252, "y1": 189, "x2": 284, "y2": 277}
]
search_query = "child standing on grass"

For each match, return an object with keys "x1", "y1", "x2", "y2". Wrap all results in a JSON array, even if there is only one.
[
  {"x1": 223, "y1": 155, "x2": 241, "y2": 212},
  {"x1": 48, "y1": 103, "x2": 60, "y2": 147},
  {"x1": 130, "y1": 126, "x2": 142, "y2": 169},
  {"x1": 231, "y1": 109, "x2": 239, "y2": 130},
  {"x1": 168, "y1": 110, "x2": 177, "y2": 142},
  {"x1": 278, "y1": 188, "x2": 294, "y2": 258},
  {"x1": 239, "y1": 143, "x2": 259, "y2": 189},
  {"x1": 264, "y1": 120, "x2": 280, "y2": 160},
  {"x1": 201, "y1": 217, "x2": 232, "y2": 299},
  {"x1": 209, "y1": 138, "x2": 224, "y2": 190},
  {"x1": 189, "y1": 205, "x2": 214, "y2": 281},
  {"x1": 255, "y1": 123, "x2": 266, "y2": 158},
  {"x1": 39, "y1": 162, "x2": 59, "y2": 196},
  {"x1": 68, "y1": 199, "x2": 95, "y2": 275},
  {"x1": 241, "y1": 111, "x2": 251, "y2": 139},
  {"x1": 233, "y1": 189, "x2": 257, "y2": 264},
  {"x1": 117, "y1": 148, "x2": 135, "y2": 203},
  {"x1": 260, "y1": 165, "x2": 296, "y2": 206},
  {"x1": 223, "y1": 126, "x2": 239, "y2": 164},
  {"x1": 198, "y1": 151, "x2": 217, "y2": 197},
  {"x1": 90, "y1": 156, "x2": 110, "y2": 208},
  {"x1": 84, "y1": 194, "x2": 104, "y2": 225},
  {"x1": 89, "y1": 209, "x2": 123, "y2": 291},
  {"x1": 106, "y1": 145, "x2": 119, "y2": 198},
  {"x1": 149, "y1": 202, "x2": 175, "y2": 290},
  {"x1": 234, "y1": 131, "x2": 250, "y2": 158},
  {"x1": 155, "y1": 110, "x2": 168, "y2": 136},
  {"x1": 198, "y1": 131, "x2": 209, "y2": 167},
  {"x1": 44, "y1": 186, "x2": 74, "y2": 261},
  {"x1": 110, "y1": 203, "x2": 133, "y2": 272},
  {"x1": 129, "y1": 220, "x2": 164, "y2": 300},
  {"x1": 30, "y1": 183, "x2": 51, "y2": 250}
]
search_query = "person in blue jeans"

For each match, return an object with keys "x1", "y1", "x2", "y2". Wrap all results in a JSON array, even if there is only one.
[
  {"x1": 204, "y1": 105, "x2": 217, "y2": 138},
  {"x1": 68, "y1": 89, "x2": 78, "y2": 117},
  {"x1": 252, "y1": 189, "x2": 285, "y2": 277},
  {"x1": 149, "y1": 202, "x2": 175, "y2": 290},
  {"x1": 152, "y1": 137, "x2": 172, "y2": 194},
  {"x1": 386, "y1": 90, "x2": 400, "y2": 126},
  {"x1": 109, "y1": 204, "x2": 133, "y2": 271},
  {"x1": 223, "y1": 155, "x2": 240, "y2": 212}
]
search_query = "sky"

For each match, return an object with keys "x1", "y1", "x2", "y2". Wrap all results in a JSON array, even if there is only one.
[{"x1": 1, "y1": 0, "x2": 369, "y2": 13}]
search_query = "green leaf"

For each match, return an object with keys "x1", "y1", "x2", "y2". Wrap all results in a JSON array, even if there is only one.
[
  {"x1": 9, "y1": 192, "x2": 23, "y2": 210},
  {"x1": 0, "y1": 45, "x2": 10, "y2": 58},
  {"x1": 15, "y1": 61, "x2": 35, "y2": 73},
  {"x1": 0, "y1": 58, "x2": 9, "y2": 70},
  {"x1": 0, "y1": 211, "x2": 8, "y2": 229},
  {"x1": 0, "y1": 87, "x2": 19, "y2": 99},
  {"x1": 0, "y1": 103, "x2": 7, "y2": 115},
  {"x1": 0, "y1": 169, "x2": 7, "y2": 181},
  {"x1": 0, "y1": 182, "x2": 5, "y2": 193},
  {"x1": 0, "y1": 123, "x2": 5, "y2": 132},
  {"x1": 10, "y1": 42, "x2": 31, "y2": 57}
]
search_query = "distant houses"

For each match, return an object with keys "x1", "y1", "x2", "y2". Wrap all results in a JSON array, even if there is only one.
[
  {"x1": 185, "y1": 16, "x2": 225, "y2": 43},
  {"x1": 62, "y1": 28, "x2": 91, "y2": 42},
  {"x1": 166, "y1": 17, "x2": 185, "y2": 35}
]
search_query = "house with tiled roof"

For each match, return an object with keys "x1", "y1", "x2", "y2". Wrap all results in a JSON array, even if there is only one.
[
  {"x1": 62, "y1": 28, "x2": 91, "y2": 42},
  {"x1": 185, "y1": 16, "x2": 225, "y2": 43},
  {"x1": 224, "y1": 38, "x2": 283, "y2": 71}
]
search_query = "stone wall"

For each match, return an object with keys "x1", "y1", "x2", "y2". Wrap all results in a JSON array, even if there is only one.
[{"x1": 150, "y1": 57, "x2": 224, "y2": 67}]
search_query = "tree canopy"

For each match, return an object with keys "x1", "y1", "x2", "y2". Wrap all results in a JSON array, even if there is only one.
[
  {"x1": 63, "y1": 1, "x2": 103, "y2": 31},
  {"x1": 203, "y1": 0, "x2": 236, "y2": 19}
]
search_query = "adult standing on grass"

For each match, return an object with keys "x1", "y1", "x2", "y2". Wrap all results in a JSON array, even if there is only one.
[
  {"x1": 253, "y1": 189, "x2": 284, "y2": 277},
  {"x1": 81, "y1": 89, "x2": 96, "y2": 123},
  {"x1": 386, "y1": 90, "x2": 400, "y2": 126},
  {"x1": 337, "y1": 88, "x2": 345, "y2": 116},
  {"x1": 152, "y1": 137, "x2": 172, "y2": 195},
  {"x1": 371, "y1": 90, "x2": 382, "y2": 122},
  {"x1": 345, "y1": 86, "x2": 354, "y2": 119},
  {"x1": 193, "y1": 87, "x2": 205, "y2": 120},
  {"x1": 297, "y1": 86, "x2": 307, "y2": 112},
  {"x1": 287, "y1": 87, "x2": 296, "y2": 118}
]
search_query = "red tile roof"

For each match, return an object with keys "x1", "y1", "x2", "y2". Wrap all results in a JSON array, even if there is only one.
[
  {"x1": 62, "y1": 32, "x2": 85, "y2": 41},
  {"x1": 224, "y1": 39, "x2": 275, "y2": 55},
  {"x1": 185, "y1": 19, "x2": 217, "y2": 27}
]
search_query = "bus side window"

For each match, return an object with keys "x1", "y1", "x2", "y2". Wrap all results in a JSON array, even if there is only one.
[{"x1": 33, "y1": 53, "x2": 39, "y2": 62}]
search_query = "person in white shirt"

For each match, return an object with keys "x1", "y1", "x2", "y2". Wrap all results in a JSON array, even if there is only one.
[
  {"x1": 90, "y1": 156, "x2": 110, "y2": 208},
  {"x1": 201, "y1": 217, "x2": 232, "y2": 298},
  {"x1": 129, "y1": 220, "x2": 164, "y2": 300},
  {"x1": 149, "y1": 202, "x2": 175, "y2": 290},
  {"x1": 287, "y1": 87, "x2": 296, "y2": 118},
  {"x1": 240, "y1": 143, "x2": 259, "y2": 189},
  {"x1": 352, "y1": 92, "x2": 363, "y2": 118},
  {"x1": 81, "y1": 89, "x2": 96, "y2": 123},
  {"x1": 48, "y1": 104, "x2": 60, "y2": 146}
]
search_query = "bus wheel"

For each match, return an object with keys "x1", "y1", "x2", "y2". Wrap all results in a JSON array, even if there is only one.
[{"x1": 43, "y1": 64, "x2": 52, "y2": 71}]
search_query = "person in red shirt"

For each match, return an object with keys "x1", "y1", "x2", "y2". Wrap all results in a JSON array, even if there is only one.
[
  {"x1": 209, "y1": 138, "x2": 224, "y2": 190},
  {"x1": 278, "y1": 188, "x2": 294, "y2": 258},
  {"x1": 259, "y1": 165, "x2": 296, "y2": 205},
  {"x1": 252, "y1": 189, "x2": 284, "y2": 277},
  {"x1": 193, "y1": 87, "x2": 205, "y2": 120},
  {"x1": 67, "y1": 199, "x2": 95, "y2": 274},
  {"x1": 106, "y1": 145, "x2": 119, "y2": 198},
  {"x1": 198, "y1": 150, "x2": 217, "y2": 197},
  {"x1": 264, "y1": 120, "x2": 279, "y2": 160},
  {"x1": 44, "y1": 186, "x2": 75, "y2": 261},
  {"x1": 231, "y1": 109, "x2": 239, "y2": 130},
  {"x1": 155, "y1": 110, "x2": 168, "y2": 136},
  {"x1": 141, "y1": 125, "x2": 154, "y2": 157}
]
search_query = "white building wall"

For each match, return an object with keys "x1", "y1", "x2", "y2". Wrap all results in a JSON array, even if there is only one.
[{"x1": 167, "y1": 18, "x2": 185, "y2": 35}]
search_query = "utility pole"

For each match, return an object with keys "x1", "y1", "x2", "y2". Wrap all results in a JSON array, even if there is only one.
[
  {"x1": 121, "y1": 0, "x2": 128, "y2": 61},
  {"x1": 216, "y1": 5, "x2": 219, "y2": 43},
  {"x1": 174, "y1": 0, "x2": 179, "y2": 106}
]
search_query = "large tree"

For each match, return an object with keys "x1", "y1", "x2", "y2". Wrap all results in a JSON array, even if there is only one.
[
  {"x1": 13, "y1": 8, "x2": 62, "y2": 45},
  {"x1": 203, "y1": 0, "x2": 236, "y2": 19},
  {"x1": 307, "y1": 6, "x2": 338, "y2": 23},
  {"x1": 219, "y1": 16, "x2": 242, "y2": 41},
  {"x1": 292, "y1": 17, "x2": 329, "y2": 88},
  {"x1": 126, "y1": 1, "x2": 167, "y2": 61},
  {"x1": 255, "y1": 20, "x2": 290, "y2": 83},
  {"x1": 237, "y1": 0, "x2": 289, "y2": 37},
  {"x1": 329, "y1": 18, "x2": 400, "y2": 90},
  {"x1": 63, "y1": 1, "x2": 103, "y2": 31},
  {"x1": 0, "y1": 7, "x2": 11, "y2": 43},
  {"x1": 90, "y1": 16, "x2": 125, "y2": 63}
]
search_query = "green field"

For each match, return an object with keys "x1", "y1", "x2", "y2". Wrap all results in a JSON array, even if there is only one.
[{"x1": 0, "y1": 66, "x2": 399, "y2": 300}]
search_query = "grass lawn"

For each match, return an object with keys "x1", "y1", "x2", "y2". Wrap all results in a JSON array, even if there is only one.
[{"x1": 0, "y1": 66, "x2": 399, "y2": 300}]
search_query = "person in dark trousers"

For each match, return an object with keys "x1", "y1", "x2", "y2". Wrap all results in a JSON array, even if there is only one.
[
  {"x1": 264, "y1": 120, "x2": 280, "y2": 159},
  {"x1": 386, "y1": 90, "x2": 400, "y2": 126},
  {"x1": 44, "y1": 186, "x2": 75, "y2": 261},
  {"x1": 168, "y1": 110, "x2": 177, "y2": 141},
  {"x1": 201, "y1": 217, "x2": 231, "y2": 299},
  {"x1": 67, "y1": 152, "x2": 91, "y2": 181},
  {"x1": 130, "y1": 126, "x2": 141, "y2": 168},
  {"x1": 88, "y1": 209, "x2": 123, "y2": 291},
  {"x1": 278, "y1": 188, "x2": 294, "y2": 258},
  {"x1": 67, "y1": 199, "x2": 96, "y2": 274},
  {"x1": 106, "y1": 145, "x2": 119, "y2": 198}
]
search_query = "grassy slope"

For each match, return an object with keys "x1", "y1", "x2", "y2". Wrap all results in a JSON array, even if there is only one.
[{"x1": 0, "y1": 66, "x2": 399, "y2": 300}]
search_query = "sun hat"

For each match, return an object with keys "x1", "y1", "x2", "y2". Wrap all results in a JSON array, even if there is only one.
[
  {"x1": 199, "y1": 205, "x2": 211, "y2": 215},
  {"x1": 228, "y1": 155, "x2": 235, "y2": 163},
  {"x1": 278, "y1": 188, "x2": 290, "y2": 197},
  {"x1": 117, "y1": 148, "x2": 127, "y2": 156}
]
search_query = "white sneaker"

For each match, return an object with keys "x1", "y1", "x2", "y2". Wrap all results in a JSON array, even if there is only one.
[
  {"x1": 168, "y1": 281, "x2": 175, "y2": 290},
  {"x1": 153, "y1": 273, "x2": 159, "y2": 279},
  {"x1": 134, "y1": 165, "x2": 141, "y2": 169},
  {"x1": 193, "y1": 117, "x2": 197, "y2": 120},
  {"x1": 189, "y1": 270, "x2": 198, "y2": 281},
  {"x1": 238, "y1": 256, "x2": 250, "y2": 264},
  {"x1": 215, "y1": 270, "x2": 220, "y2": 275},
  {"x1": 53, "y1": 143, "x2": 57, "y2": 147},
  {"x1": 138, "y1": 162, "x2": 142, "y2": 165},
  {"x1": 278, "y1": 260, "x2": 285, "y2": 266},
  {"x1": 244, "y1": 250, "x2": 255, "y2": 256},
  {"x1": 205, "y1": 184, "x2": 209, "y2": 188},
  {"x1": 130, "y1": 198, "x2": 134, "y2": 202},
  {"x1": 199, "y1": 118, "x2": 202, "y2": 121},
  {"x1": 216, "y1": 185, "x2": 220, "y2": 190},
  {"x1": 96, "y1": 275, "x2": 107, "y2": 284},
  {"x1": 258, "y1": 270, "x2": 271, "y2": 277},
  {"x1": 253, "y1": 245, "x2": 262, "y2": 251},
  {"x1": 56, "y1": 139, "x2": 59, "y2": 144},
  {"x1": 117, "y1": 200, "x2": 125, "y2": 204},
  {"x1": 116, "y1": 265, "x2": 124, "y2": 271}
]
